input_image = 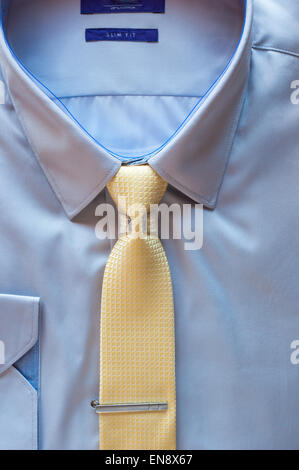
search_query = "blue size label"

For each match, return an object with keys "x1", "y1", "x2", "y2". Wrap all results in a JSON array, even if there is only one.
[
  {"x1": 86, "y1": 28, "x2": 159, "y2": 42},
  {"x1": 81, "y1": 0, "x2": 165, "y2": 14}
]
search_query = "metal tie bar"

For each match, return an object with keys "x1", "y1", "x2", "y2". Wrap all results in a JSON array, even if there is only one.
[{"x1": 91, "y1": 401, "x2": 168, "y2": 414}]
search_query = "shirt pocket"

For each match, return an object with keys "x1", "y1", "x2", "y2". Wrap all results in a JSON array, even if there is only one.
[{"x1": 0, "y1": 294, "x2": 40, "y2": 450}]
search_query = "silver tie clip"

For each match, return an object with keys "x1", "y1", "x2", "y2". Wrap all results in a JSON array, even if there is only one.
[{"x1": 91, "y1": 401, "x2": 168, "y2": 414}]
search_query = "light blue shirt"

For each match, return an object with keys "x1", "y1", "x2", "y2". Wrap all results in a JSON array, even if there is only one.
[{"x1": 0, "y1": 0, "x2": 299, "y2": 450}]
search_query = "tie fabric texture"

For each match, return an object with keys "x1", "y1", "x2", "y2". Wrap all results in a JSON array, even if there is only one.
[{"x1": 99, "y1": 164, "x2": 176, "y2": 450}]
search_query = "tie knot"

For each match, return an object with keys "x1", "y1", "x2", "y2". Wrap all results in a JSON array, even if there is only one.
[{"x1": 107, "y1": 165, "x2": 168, "y2": 217}]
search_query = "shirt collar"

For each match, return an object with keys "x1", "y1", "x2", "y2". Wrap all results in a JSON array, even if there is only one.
[{"x1": 0, "y1": 1, "x2": 253, "y2": 219}]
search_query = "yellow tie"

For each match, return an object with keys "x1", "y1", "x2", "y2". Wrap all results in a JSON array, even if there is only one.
[{"x1": 99, "y1": 164, "x2": 176, "y2": 450}]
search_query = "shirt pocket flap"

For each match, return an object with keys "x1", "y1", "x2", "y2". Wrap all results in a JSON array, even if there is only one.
[{"x1": 0, "y1": 294, "x2": 40, "y2": 375}]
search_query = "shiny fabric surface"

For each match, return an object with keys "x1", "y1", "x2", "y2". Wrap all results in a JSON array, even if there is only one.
[{"x1": 0, "y1": 0, "x2": 298, "y2": 450}]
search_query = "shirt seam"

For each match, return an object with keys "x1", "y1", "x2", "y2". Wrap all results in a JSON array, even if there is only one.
[
  {"x1": 148, "y1": 162, "x2": 215, "y2": 206},
  {"x1": 68, "y1": 162, "x2": 120, "y2": 219},
  {"x1": 12, "y1": 367, "x2": 36, "y2": 449},
  {"x1": 55, "y1": 94, "x2": 204, "y2": 100},
  {"x1": 5, "y1": 82, "x2": 117, "y2": 217},
  {"x1": 4, "y1": 84, "x2": 72, "y2": 210},
  {"x1": 252, "y1": 44, "x2": 299, "y2": 59},
  {"x1": 0, "y1": 297, "x2": 37, "y2": 375}
]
